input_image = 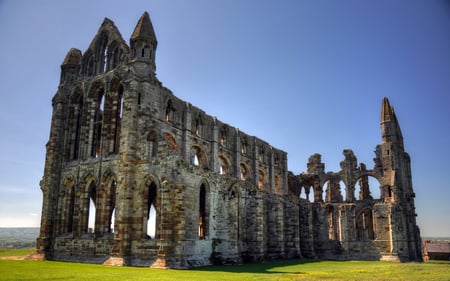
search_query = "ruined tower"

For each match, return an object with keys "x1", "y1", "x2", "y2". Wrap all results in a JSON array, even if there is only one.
[{"x1": 37, "y1": 12, "x2": 422, "y2": 268}]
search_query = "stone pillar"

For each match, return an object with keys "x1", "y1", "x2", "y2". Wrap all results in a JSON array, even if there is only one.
[
  {"x1": 181, "y1": 102, "x2": 192, "y2": 162},
  {"x1": 210, "y1": 117, "x2": 219, "y2": 172},
  {"x1": 110, "y1": 80, "x2": 140, "y2": 263},
  {"x1": 234, "y1": 129, "x2": 241, "y2": 179},
  {"x1": 37, "y1": 94, "x2": 66, "y2": 256},
  {"x1": 252, "y1": 138, "x2": 259, "y2": 188}
]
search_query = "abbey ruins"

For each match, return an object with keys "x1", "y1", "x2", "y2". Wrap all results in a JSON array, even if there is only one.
[{"x1": 36, "y1": 12, "x2": 423, "y2": 268}]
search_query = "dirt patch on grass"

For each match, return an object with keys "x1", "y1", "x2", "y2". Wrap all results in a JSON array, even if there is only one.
[{"x1": 0, "y1": 256, "x2": 26, "y2": 260}]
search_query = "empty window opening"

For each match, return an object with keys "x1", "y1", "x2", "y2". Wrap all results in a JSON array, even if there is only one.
[
  {"x1": 199, "y1": 184, "x2": 207, "y2": 239},
  {"x1": 110, "y1": 46, "x2": 120, "y2": 69},
  {"x1": 193, "y1": 154, "x2": 199, "y2": 166},
  {"x1": 190, "y1": 146, "x2": 206, "y2": 167},
  {"x1": 113, "y1": 86, "x2": 123, "y2": 154},
  {"x1": 165, "y1": 100, "x2": 174, "y2": 122},
  {"x1": 91, "y1": 88, "x2": 105, "y2": 158},
  {"x1": 258, "y1": 170, "x2": 266, "y2": 188},
  {"x1": 118, "y1": 87, "x2": 124, "y2": 118},
  {"x1": 72, "y1": 96, "x2": 83, "y2": 160},
  {"x1": 86, "y1": 182, "x2": 97, "y2": 233},
  {"x1": 218, "y1": 156, "x2": 228, "y2": 175},
  {"x1": 88, "y1": 198, "x2": 96, "y2": 233},
  {"x1": 103, "y1": 46, "x2": 108, "y2": 73},
  {"x1": 110, "y1": 208, "x2": 115, "y2": 233},
  {"x1": 274, "y1": 175, "x2": 281, "y2": 189},
  {"x1": 240, "y1": 164, "x2": 249, "y2": 180},
  {"x1": 67, "y1": 193, "x2": 75, "y2": 233},
  {"x1": 258, "y1": 146, "x2": 265, "y2": 162},
  {"x1": 195, "y1": 115, "x2": 203, "y2": 136},
  {"x1": 147, "y1": 204, "x2": 156, "y2": 238},
  {"x1": 163, "y1": 133, "x2": 178, "y2": 151},
  {"x1": 328, "y1": 209, "x2": 338, "y2": 240},
  {"x1": 99, "y1": 94, "x2": 105, "y2": 112},
  {"x1": 357, "y1": 209, "x2": 375, "y2": 240},
  {"x1": 88, "y1": 199, "x2": 96, "y2": 233},
  {"x1": 146, "y1": 182, "x2": 157, "y2": 238},
  {"x1": 241, "y1": 138, "x2": 248, "y2": 155},
  {"x1": 220, "y1": 128, "x2": 227, "y2": 146},
  {"x1": 368, "y1": 176, "x2": 381, "y2": 199},
  {"x1": 300, "y1": 187, "x2": 308, "y2": 200},
  {"x1": 339, "y1": 180, "x2": 346, "y2": 203},
  {"x1": 107, "y1": 180, "x2": 116, "y2": 233},
  {"x1": 356, "y1": 175, "x2": 381, "y2": 200},
  {"x1": 274, "y1": 154, "x2": 280, "y2": 166},
  {"x1": 64, "y1": 180, "x2": 76, "y2": 233},
  {"x1": 148, "y1": 131, "x2": 158, "y2": 157}
]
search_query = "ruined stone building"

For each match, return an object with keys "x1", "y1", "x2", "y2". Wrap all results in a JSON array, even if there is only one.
[{"x1": 37, "y1": 12, "x2": 423, "y2": 268}]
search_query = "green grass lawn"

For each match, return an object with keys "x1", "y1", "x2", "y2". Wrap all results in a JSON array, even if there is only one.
[
  {"x1": 0, "y1": 248, "x2": 34, "y2": 257},
  {"x1": 0, "y1": 249, "x2": 448, "y2": 281}
]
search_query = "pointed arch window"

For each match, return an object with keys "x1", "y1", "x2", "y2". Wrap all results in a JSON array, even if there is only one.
[
  {"x1": 112, "y1": 85, "x2": 123, "y2": 154},
  {"x1": 83, "y1": 51, "x2": 95, "y2": 76},
  {"x1": 191, "y1": 146, "x2": 206, "y2": 167},
  {"x1": 165, "y1": 100, "x2": 175, "y2": 122},
  {"x1": 60, "y1": 177, "x2": 76, "y2": 234},
  {"x1": 67, "y1": 91, "x2": 83, "y2": 161},
  {"x1": 220, "y1": 126, "x2": 228, "y2": 147},
  {"x1": 357, "y1": 209, "x2": 375, "y2": 240},
  {"x1": 241, "y1": 137, "x2": 248, "y2": 155},
  {"x1": 107, "y1": 180, "x2": 116, "y2": 233},
  {"x1": 148, "y1": 131, "x2": 158, "y2": 157},
  {"x1": 145, "y1": 182, "x2": 157, "y2": 238},
  {"x1": 96, "y1": 34, "x2": 108, "y2": 73},
  {"x1": 108, "y1": 43, "x2": 122, "y2": 69},
  {"x1": 195, "y1": 115, "x2": 203, "y2": 136},
  {"x1": 89, "y1": 86, "x2": 105, "y2": 158},
  {"x1": 258, "y1": 169, "x2": 266, "y2": 188},
  {"x1": 218, "y1": 155, "x2": 229, "y2": 175},
  {"x1": 87, "y1": 182, "x2": 97, "y2": 233},
  {"x1": 199, "y1": 184, "x2": 209, "y2": 239},
  {"x1": 240, "y1": 163, "x2": 249, "y2": 180},
  {"x1": 73, "y1": 96, "x2": 83, "y2": 160},
  {"x1": 258, "y1": 146, "x2": 265, "y2": 162}
]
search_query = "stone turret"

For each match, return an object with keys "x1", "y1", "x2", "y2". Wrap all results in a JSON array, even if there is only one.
[
  {"x1": 130, "y1": 12, "x2": 157, "y2": 76},
  {"x1": 60, "y1": 48, "x2": 82, "y2": 85}
]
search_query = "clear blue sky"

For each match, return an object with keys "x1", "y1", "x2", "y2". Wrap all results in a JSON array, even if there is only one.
[{"x1": 0, "y1": 0, "x2": 449, "y2": 237}]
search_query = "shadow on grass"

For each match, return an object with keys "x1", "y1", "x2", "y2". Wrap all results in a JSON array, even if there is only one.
[{"x1": 194, "y1": 259, "x2": 325, "y2": 275}]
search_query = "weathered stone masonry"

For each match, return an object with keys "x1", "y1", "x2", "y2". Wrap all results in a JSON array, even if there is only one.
[{"x1": 37, "y1": 12, "x2": 422, "y2": 268}]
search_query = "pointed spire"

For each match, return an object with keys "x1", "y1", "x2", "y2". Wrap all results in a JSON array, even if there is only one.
[
  {"x1": 381, "y1": 97, "x2": 395, "y2": 123},
  {"x1": 380, "y1": 97, "x2": 404, "y2": 147},
  {"x1": 131, "y1": 11, "x2": 157, "y2": 47}
]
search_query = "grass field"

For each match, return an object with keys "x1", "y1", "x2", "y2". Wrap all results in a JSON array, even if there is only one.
[{"x1": 0, "y1": 249, "x2": 449, "y2": 281}]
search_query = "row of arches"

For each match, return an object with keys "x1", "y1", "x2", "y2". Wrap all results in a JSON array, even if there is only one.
[
  {"x1": 64, "y1": 80, "x2": 123, "y2": 161},
  {"x1": 82, "y1": 32, "x2": 127, "y2": 77},
  {"x1": 297, "y1": 175, "x2": 386, "y2": 203},
  {"x1": 56, "y1": 174, "x2": 116, "y2": 236},
  {"x1": 149, "y1": 128, "x2": 274, "y2": 189},
  {"x1": 56, "y1": 173, "x2": 211, "y2": 240},
  {"x1": 326, "y1": 206, "x2": 376, "y2": 242},
  {"x1": 163, "y1": 99, "x2": 283, "y2": 169}
]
